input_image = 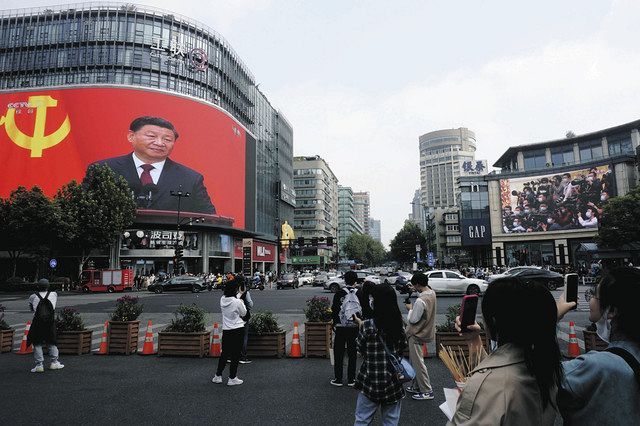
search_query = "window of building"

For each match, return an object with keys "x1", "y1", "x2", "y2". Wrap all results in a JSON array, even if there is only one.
[
  {"x1": 523, "y1": 149, "x2": 547, "y2": 170},
  {"x1": 446, "y1": 235, "x2": 461, "y2": 244},
  {"x1": 607, "y1": 136, "x2": 633, "y2": 156},
  {"x1": 579, "y1": 140, "x2": 603, "y2": 162},
  {"x1": 550, "y1": 146, "x2": 575, "y2": 166},
  {"x1": 446, "y1": 224, "x2": 459, "y2": 231}
]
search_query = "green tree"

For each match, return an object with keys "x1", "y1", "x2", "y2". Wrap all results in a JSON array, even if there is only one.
[
  {"x1": 54, "y1": 164, "x2": 137, "y2": 280},
  {"x1": 344, "y1": 233, "x2": 386, "y2": 266},
  {"x1": 597, "y1": 185, "x2": 640, "y2": 248},
  {"x1": 0, "y1": 186, "x2": 59, "y2": 278},
  {"x1": 389, "y1": 221, "x2": 427, "y2": 265}
]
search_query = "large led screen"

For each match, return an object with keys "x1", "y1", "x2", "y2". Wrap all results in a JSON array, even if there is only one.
[
  {"x1": 0, "y1": 87, "x2": 254, "y2": 230},
  {"x1": 500, "y1": 165, "x2": 613, "y2": 234}
]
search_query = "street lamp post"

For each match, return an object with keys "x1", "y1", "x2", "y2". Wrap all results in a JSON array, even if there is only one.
[{"x1": 170, "y1": 186, "x2": 190, "y2": 274}]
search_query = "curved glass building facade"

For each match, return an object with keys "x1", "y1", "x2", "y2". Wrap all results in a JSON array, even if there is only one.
[{"x1": 0, "y1": 3, "x2": 254, "y2": 127}]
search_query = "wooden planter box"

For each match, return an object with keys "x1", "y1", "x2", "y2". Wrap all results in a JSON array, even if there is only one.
[
  {"x1": 583, "y1": 330, "x2": 608, "y2": 352},
  {"x1": 247, "y1": 331, "x2": 286, "y2": 358},
  {"x1": 107, "y1": 320, "x2": 139, "y2": 355},
  {"x1": 436, "y1": 332, "x2": 489, "y2": 357},
  {"x1": 158, "y1": 331, "x2": 210, "y2": 357},
  {"x1": 0, "y1": 329, "x2": 14, "y2": 353},
  {"x1": 57, "y1": 330, "x2": 93, "y2": 355},
  {"x1": 305, "y1": 322, "x2": 332, "y2": 358}
]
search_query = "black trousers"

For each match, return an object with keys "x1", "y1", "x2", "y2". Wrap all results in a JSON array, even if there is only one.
[
  {"x1": 334, "y1": 326, "x2": 358, "y2": 382},
  {"x1": 216, "y1": 327, "x2": 244, "y2": 379}
]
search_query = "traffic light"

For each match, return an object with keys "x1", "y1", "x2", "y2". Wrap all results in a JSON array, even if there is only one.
[
  {"x1": 311, "y1": 237, "x2": 318, "y2": 247},
  {"x1": 326, "y1": 237, "x2": 334, "y2": 246}
]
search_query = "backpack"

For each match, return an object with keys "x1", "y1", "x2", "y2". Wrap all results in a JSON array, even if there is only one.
[
  {"x1": 34, "y1": 291, "x2": 55, "y2": 324},
  {"x1": 339, "y1": 289, "x2": 362, "y2": 326}
]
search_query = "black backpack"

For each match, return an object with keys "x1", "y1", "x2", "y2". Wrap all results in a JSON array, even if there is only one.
[{"x1": 34, "y1": 291, "x2": 55, "y2": 324}]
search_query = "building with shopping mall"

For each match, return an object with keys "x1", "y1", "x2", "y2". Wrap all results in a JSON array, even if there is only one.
[
  {"x1": 0, "y1": 3, "x2": 295, "y2": 277},
  {"x1": 458, "y1": 119, "x2": 640, "y2": 268}
]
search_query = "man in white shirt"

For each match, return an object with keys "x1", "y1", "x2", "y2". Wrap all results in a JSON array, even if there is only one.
[
  {"x1": 27, "y1": 279, "x2": 64, "y2": 373},
  {"x1": 404, "y1": 273, "x2": 437, "y2": 400}
]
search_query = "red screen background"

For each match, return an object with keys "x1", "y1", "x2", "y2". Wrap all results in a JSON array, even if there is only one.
[{"x1": 0, "y1": 87, "x2": 246, "y2": 229}]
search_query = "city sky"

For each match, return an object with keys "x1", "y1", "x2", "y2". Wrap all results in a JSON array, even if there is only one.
[{"x1": 3, "y1": 0, "x2": 639, "y2": 247}]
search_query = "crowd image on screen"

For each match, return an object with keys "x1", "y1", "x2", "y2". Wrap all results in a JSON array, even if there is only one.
[{"x1": 502, "y1": 167, "x2": 613, "y2": 233}]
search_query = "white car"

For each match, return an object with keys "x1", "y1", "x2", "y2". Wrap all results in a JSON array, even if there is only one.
[
  {"x1": 424, "y1": 270, "x2": 488, "y2": 294},
  {"x1": 324, "y1": 271, "x2": 379, "y2": 292},
  {"x1": 382, "y1": 271, "x2": 412, "y2": 285},
  {"x1": 298, "y1": 273, "x2": 314, "y2": 286}
]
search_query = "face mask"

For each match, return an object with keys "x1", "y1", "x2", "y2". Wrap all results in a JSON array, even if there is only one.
[
  {"x1": 540, "y1": 207, "x2": 547, "y2": 212},
  {"x1": 547, "y1": 218, "x2": 553, "y2": 224},
  {"x1": 595, "y1": 307, "x2": 611, "y2": 343},
  {"x1": 587, "y1": 177, "x2": 593, "y2": 183},
  {"x1": 513, "y1": 222, "x2": 520, "y2": 227},
  {"x1": 601, "y1": 196, "x2": 607, "y2": 202},
  {"x1": 538, "y1": 198, "x2": 544, "y2": 203},
  {"x1": 586, "y1": 211, "x2": 593, "y2": 218},
  {"x1": 562, "y1": 178, "x2": 569, "y2": 183},
  {"x1": 524, "y1": 209, "x2": 530, "y2": 214},
  {"x1": 515, "y1": 211, "x2": 522, "y2": 216}
]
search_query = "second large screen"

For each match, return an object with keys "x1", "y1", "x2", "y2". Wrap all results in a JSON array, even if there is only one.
[
  {"x1": 500, "y1": 165, "x2": 613, "y2": 233},
  {"x1": 0, "y1": 87, "x2": 253, "y2": 230}
]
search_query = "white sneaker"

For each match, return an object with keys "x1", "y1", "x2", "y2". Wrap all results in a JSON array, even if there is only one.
[
  {"x1": 49, "y1": 361, "x2": 65, "y2": 370},
  {"x1": 211, "y1": 375, "x2": 223, "y2": 384},
  {"x1": 227, "y1": 377, "x2": 244, "y2": 386},
  {"x1": 31, "y1": 365, "x2": 44, "y2": 373}
]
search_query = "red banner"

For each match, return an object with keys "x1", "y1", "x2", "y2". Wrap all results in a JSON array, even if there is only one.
[
  {"x1": 253, "y1": 241, "x2": 276, "y2": 262},
  {"x1": 0, "y1": 87, "x2": 248, "y2": 229}
]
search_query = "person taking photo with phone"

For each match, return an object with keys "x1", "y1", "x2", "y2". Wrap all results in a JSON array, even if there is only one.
[
  {"x1": 556, "y1": 267, "x2": 640, "y2": 425},
  {"x1": 212, "y1": 279, "x2": 247, "y2": 386},
  {"x1": 449, "y1": 277, "x2": 562, "y2": 425},
  {"x1": 404, "y1": 272, "x2": 436, "y2": 401}
]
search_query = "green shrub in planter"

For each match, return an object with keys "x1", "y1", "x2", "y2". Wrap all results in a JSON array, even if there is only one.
[
  {"x1": 304, "y1": 296, "x2": 332, "y2": 322},
  {"x1": 110, "y1": 295, "x2": 143, "y2": 322},
  {"x1": 164, "y1": 304, "x2": 206, "y2": 333},
  {"x1": 436, "y1": 304, "x2": 460, "y2": 333},
  {"x1": 248, "y1": 310, "x2": 282, "y2": 334},
  {"x1": 56, "y1": 307, "x2": 85, "y2": 332}
]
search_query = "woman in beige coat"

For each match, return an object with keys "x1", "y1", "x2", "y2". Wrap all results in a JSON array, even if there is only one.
[{"x1": 448, "y1": 277, "x2": 562, "y2": 426}]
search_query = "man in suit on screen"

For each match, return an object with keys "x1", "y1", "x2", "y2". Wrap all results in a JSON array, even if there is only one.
[{"x1": 92, "y1": 116, "x2": 216, "y2": 214}]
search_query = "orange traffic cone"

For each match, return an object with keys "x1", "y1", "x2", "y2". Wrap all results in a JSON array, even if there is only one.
[
  {"x1": 209, "y1": 323, "x2": 221, "y2": 357},
  {"x1": 290, "y1": 322, "x2": 302, "y2": 358},
  {"x1": 567, "y1": 321, "x2": 581, "y2": 358},
  {"x1": 422, "y1": 343, "x2": 429, "y2": 358},
  {"x1": 95, "y1": 321, "x2": 108, "y2": 355},
  {"x1": 140, "y1": 320, "x2": 156, "y2": 355},
  {"x1": 16, "y1": 321, "x2": 33, "y2": 354}
]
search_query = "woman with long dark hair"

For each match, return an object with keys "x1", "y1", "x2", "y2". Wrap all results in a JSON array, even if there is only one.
[
  {"x1": 449, "y1": 277, "x2": 562, "y2": 425},
  {"x1": 354, "y1": 284, "x2": 407, "y2": 425},
  {"x1": 212, "y1": 279, "x2": 247, "y2": 386}
]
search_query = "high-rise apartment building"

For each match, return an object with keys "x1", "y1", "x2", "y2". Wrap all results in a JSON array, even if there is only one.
[
  {"x1": 338, "y1": 186, "x2": 364, "y2": 257},
  {"x1": 293, "y1": 156, "x2": 339, "y2": 268},
  {"x1": 419, "y1": 128, "x2": 477, "y2": 209},
  {"x1": 353, "y1": 191, "x2": 370, "y2": 235},
  {"x1": 368, "y1": 218, "x2": 381, "y2": 243}
]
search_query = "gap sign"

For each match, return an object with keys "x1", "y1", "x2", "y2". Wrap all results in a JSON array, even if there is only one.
[{"x1": 460, "y1": 218, "x2": 492, "y2": 246}]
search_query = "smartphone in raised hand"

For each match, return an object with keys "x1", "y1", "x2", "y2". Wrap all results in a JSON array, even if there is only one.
[
  {"x1": 565, "y1": 273, "x2": 578, "y2": 310},
  {"x1": 459, "y1": 294, "x2": 479, "y2": 332}
]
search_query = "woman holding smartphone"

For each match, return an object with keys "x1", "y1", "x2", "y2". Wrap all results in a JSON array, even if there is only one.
[
  {"x1": 449, "y1": 277, "x2": 562, "y2": 425},
  {"x1": 212, "y1": 279, "x2": 248, "y2": 386}
]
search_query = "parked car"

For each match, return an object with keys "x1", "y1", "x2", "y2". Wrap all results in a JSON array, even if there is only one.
[
  {"x1": 383, "y1": 271, "x2": 412, "y2": 285},
  {"x1": 277, "y1": 273, "x2": 299, "y2": 289},
  {"x1": 148, "y1": 275, "x2": 209, "y2": 294},
  {"x1": 313, "y1": 272, "x2": 330, "y2": 287},
  {"x1": 423, "y1": 270, "x2": 488, "y2": 295},
  {"x1": 298, "y1": 273, "x2": 315, "y2": 286},
  {"x1": 502, "y1": 268, "x2": 564, "y2": 290},
  {"x1": 324, "y1": 271, "x2": 378, "y2": 292},
  {"x1": 487, "y1": 266, "x2": 541, "y2": 283}
]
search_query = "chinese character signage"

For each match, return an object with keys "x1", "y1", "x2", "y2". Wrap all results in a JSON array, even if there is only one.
[{"x1": 461, "y1": 160, "x2": 488, "y2": 176}]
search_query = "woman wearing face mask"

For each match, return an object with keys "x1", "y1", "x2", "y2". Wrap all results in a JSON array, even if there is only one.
[
  {"x1": 557, "y1": 267, "x2": 640, "y2": 425},
  {"x1": 448, "y1": 278, "x2": 562, "y2": 425}
]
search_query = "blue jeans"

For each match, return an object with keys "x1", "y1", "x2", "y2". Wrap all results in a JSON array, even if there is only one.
[
  {"x1": 34, "y1": 344, "x2": 59, "y2": 366},
  {"x1": 354, "y1": 392, "x2": 402, "y2": 426}
]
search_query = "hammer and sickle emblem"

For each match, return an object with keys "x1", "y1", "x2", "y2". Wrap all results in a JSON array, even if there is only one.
[{"x1": 0, "y1": 95, "x2": 70, "y2": 157}]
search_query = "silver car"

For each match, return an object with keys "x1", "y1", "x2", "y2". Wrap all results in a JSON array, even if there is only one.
[{"x1": 424, "y1": 270, "x2": 488, "y2": 294}]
